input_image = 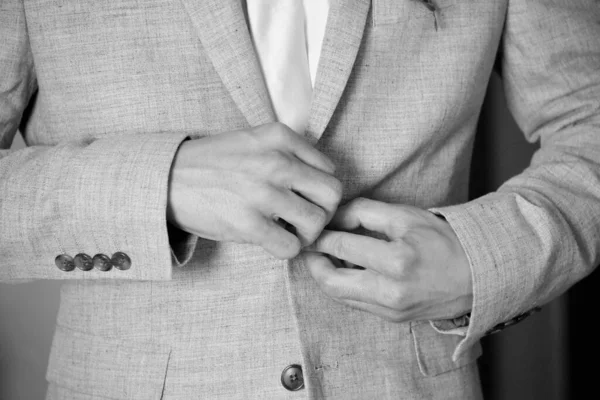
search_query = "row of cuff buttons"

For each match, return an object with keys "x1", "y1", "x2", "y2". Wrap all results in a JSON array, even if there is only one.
[
  {"x1": 55, "y1": 252, "x2": 132, "y2": 272},
  {"x1": 486, "y1": 307, "x2": 542, "y2": 335}
]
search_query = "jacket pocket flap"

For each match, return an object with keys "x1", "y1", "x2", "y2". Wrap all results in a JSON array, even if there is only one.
[
  {"x1": 410, "y1": 320, "x2": 482, "y2": 377},
  {"x1": 46, "y1": 325, "x2": 171, "y2": 399}
]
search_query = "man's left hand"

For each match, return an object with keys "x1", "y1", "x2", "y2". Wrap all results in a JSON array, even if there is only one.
[{"x1": 302, "y1": 198, "x2": 473, "y2": 323}]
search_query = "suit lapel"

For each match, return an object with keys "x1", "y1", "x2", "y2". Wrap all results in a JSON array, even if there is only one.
[
  {"x1": 179, "y1": 0, "x2": 275, "y2": 127},
  {"x1": 305, "y1": 0, "x2": 371, "y2": 144}
]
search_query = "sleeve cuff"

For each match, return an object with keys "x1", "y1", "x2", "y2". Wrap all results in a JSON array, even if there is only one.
[
  {"x1": 2, "y1": 132, "x2": 194, "y2": 281},
  {"x1": 430, "y1": 198, "x2": 544, "y2": 361}
]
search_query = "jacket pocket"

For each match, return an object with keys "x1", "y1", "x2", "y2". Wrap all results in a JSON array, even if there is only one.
[
  {"x1": 410, "y1": 320, "x2": 482, "y2": 377},
  {"x1": 46, "y1": 325, "x2": 171, "y2": 399}
]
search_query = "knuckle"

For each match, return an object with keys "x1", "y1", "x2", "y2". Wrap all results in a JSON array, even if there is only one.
[
  {"x1": 247, "y1": 124, "x2": 269, "y2": 143},
  {"x1": 402, "y1": 244, "x2": 419, "y2": 265},
  {"x1": 294, "y1": 229, "x2": 313, "y2": 248},
  {"x1": 251, "y1": 123, "x2": 289, "y2": 147},
  {"x1": 386, "y1": 285, "x2": 408, "y2": 310},
  {"x1": 269, "y1": 122, "x2": 293, "y2": 142},
  {"x1": 402, "y1": 246, "x2": 420, "y2": 273},
  {"x1": 389, "y1": 244, "x2": 418, "y2": 271},
  {"x1": 351, "y1": 197, "x2": 371, "y2": 212},
  {"x1": 308, "y1": 206, "x2": 328, "y2": 229},
  {"x1": 299, "y1": 212, "x2": 327, "y2": 246},
  {"x1": 252, "y1": 184, "x2": 276, "y2": 206},
  {"x1": 276, "y1": 237, "x2": 302, "y2": 260},
  {"x1": 262, "y1": 220, "x2": 302, "y2": 260},
  {"x1": 264, "y1": 151, "x2": 294, "y2": 174}
]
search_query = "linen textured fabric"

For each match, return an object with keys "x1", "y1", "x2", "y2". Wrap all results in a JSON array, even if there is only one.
[{"x1": 1, "y1": 0, "x2": 600, "y2": 399}]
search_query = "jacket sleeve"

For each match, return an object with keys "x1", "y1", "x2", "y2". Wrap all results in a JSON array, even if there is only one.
[
  {"x1": 431, "y1": 0, "x2": 600, "y2": 360},
  {"x1": 0, "y1": 0, "x2": 197, "y2": 283}
]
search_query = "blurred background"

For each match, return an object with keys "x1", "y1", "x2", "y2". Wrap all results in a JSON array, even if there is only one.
[{"x1": 1, "y1": 73, "x2": 598, "y2": 399}]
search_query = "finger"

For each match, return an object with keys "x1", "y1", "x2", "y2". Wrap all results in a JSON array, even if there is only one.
[
  {"x1": 274, "y1": 160, "x2": 342, "y2": 221},
  {"x1": 306, "y1": 230, "x2": 402, "y2": 276},
  {"x1": 266, "y1": 189, "x2": 328, "y2": 247},
  {"x1": 303, "y1": 251, "x2": 415, "y2": 311},
  {"x1": 270, "y1": 123, "x2": 337, "y2": 174},
  {"x1": 302, "y1": 252, "x2": 385, "y2": 304},
  {"x1": 329, "y1": 198, "x2": 397, "y2": 234},
  {"x1": 250, "y1": 215, "x2": 302, "y2": 260}
]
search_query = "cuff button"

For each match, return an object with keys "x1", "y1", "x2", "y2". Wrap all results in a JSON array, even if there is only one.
[
  {"x1": 111, "y1": 252, "x2": 132, "y2": 271},
  {"x1": 92, "y1": 254, "x2": 113, "y2": 271},
  {"x1": 487, "y1": 307, "x2": 542, "y2": 335},
  {"x1": 74, "y1": 253, "x2": 93, "y2": 271},
  {"x1": 55, "y1": 254, "x2": 75, "y2": 272}
]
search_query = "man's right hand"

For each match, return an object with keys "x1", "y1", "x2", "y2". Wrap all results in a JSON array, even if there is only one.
[{"x1": 167, "y1": 123, "x2": 342, "y2": 259}]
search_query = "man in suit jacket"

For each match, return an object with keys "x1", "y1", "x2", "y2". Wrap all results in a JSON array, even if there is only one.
[{"x1": 1, "y1": 0, "x2": 599, "y2": 399}]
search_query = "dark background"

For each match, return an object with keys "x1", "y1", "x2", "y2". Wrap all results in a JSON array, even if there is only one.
[
  {"x1": 0, "y1": 73, "x2": 598, "y2": 399},
  {"x1": 473, "y1": 74, "x2": 599, "y2": 400}
]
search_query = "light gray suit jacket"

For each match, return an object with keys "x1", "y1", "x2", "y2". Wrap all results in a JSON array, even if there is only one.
[{"x1": 1, "y1": 0, "x2": 599, "y2": 399}]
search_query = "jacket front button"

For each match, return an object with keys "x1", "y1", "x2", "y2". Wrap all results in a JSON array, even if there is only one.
[
  {"x1": 281, "y1": 364, "x2": 304, "y2": 391},
  {"x1": 111, "y1": 252, "x2": 132, "y2": 270},
  {"x1": 92, "y1": 254, "x2": 113, "y2": 271},
  {"x1": 74, "y1": 253, "x2": 93, "y2": 271},
  {"x1": 55, "y1": 254, "x2": 75, "y2": 272}
]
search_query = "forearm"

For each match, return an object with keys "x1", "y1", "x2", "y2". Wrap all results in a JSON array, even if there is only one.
[{"x1": 432, "y1": 0, "x2": 600, "y2": 358}]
